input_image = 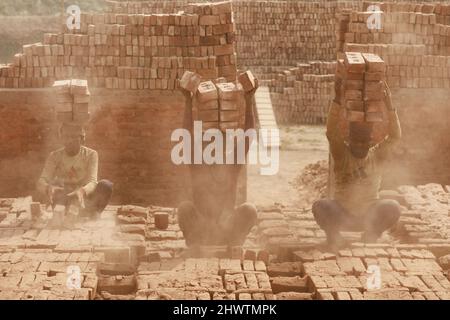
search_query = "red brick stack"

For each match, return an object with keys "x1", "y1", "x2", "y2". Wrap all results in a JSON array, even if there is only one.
[
  {"x1": 181, "y1": 69, "x2": 257, "y2": 132},
  {"x1": 335, "y1": 52, "x2": 388, "y2": 143},
  {"x1": 53, "y1": 79, "x2": 90, "y2": 125}
]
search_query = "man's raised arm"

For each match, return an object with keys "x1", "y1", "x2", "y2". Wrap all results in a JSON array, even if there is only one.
[
  {"x1": 375, "y1": 82, "x2": 402, "y2": 160},
  {"x1": 180, "y1": 89, "x2": 194, "y2": 133},
  {"x1": 326, "y1": 102, "x2": 346, "y2": 159}
]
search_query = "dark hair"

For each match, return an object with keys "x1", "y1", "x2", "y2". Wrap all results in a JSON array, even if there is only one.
[{"x1": 59, "y1": 123, "x2": 86, "y2": 139}]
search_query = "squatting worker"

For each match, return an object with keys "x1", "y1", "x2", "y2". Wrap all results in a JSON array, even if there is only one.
[
  {"x1": 37, "y1": 123, "x2": 113, "y2": 219},
  {"x1": 313, "y1": 81, "x2": 402, "y2": 250},
  {"x1": 177, "y1": 78, "x2": 260, "y2": 247}
]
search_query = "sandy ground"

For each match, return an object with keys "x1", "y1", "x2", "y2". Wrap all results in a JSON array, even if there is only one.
[{"x1": 247, "y1": 125, "x2": 328, "y2": 207}]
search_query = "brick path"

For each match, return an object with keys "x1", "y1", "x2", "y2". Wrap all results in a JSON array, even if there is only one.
[{"x1": 0, "y1": 183, "x2": 449, "y2": 299}]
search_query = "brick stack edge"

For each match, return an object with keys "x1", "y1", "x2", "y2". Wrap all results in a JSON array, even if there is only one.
[{"x1": 0, "y1": 2, "x2": 237, "y2": 89}]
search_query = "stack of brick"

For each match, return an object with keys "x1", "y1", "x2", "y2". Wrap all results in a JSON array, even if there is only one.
[
  {"x1": 135, "y1": 257, "x2": 273, "y2": 300},
  {"x1": 194, "y1": 80, "x2": 220, "y2": 131},
  {"x1": 0, "y1": 250, "x2": 103, "y2": 300},
  {"x1": 0, "y1": 1, "x2": 237, "y2": 89},
  {"x1": 268, "y1": 61, "x2": 336, "y2": 124},
  {"x1": 335, "y1": 52, "x2": 388, "y2": 143},
  {"x1": 106, "y1": 1, "x2": 340, "y2": 69},
  {"x1": 338, "y1": 1, "x2": 450, "y2": 187},
  {"x1": 181, "y1": 70, "x2": 250, "y2": 131},
  {"x1": 53, "y1": 79, "x2": 90, "y2": 124},
  {"x1": 217, "y1": 81, "x2": 244, "y2": 131},
  {"x1": 300, "y1": 244, "x2": 450, "y2": 300},
  {"x1": 235, "y1": 1, "x2": 337, "y2": 67}
]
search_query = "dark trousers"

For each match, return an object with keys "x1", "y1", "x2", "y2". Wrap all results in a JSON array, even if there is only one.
[
  {"x1": 177, "y1": 201, "x2": 257, "y2": 247},
  {"x1": 54, "y1": 179, "x2": 113, "y2": 216},
  {"x1": 312, "y1": 199, "x2": 401, "y2": 241}
]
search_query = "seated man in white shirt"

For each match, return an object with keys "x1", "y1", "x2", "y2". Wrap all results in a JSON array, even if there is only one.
[{"x1": 37, "y1": 123, "x2": 113, "y2": 219}]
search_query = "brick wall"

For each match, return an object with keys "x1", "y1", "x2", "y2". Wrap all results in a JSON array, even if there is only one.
[
  {"x1": 267, "y1": 62, "x2": 336, "y2": 124},
  {"x1": 0, "y1": 2, "x2": 237, "y2": 89},
  {"x1": 0, "y1": 88, "x2": 194, "y2": 206},
  {"x1": 0, "y1": 1, "x2": 248, "y2": 206}
]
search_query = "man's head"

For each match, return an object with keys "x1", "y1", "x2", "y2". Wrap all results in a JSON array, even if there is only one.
[
  {"x1": 348, "y1": 122, "x2": 373, "y2": 159},
  {"x1": 59, "y1": 123, "x2": 85, "y2": 156}
]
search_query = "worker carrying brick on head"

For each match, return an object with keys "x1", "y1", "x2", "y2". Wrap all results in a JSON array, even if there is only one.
[
  {"x1": 36, "y1": 123, "x2": 113, "y2": 220},
  {"x1": 177, "y1": 74, "x2": 259, "y2": 248},
  {"x1": 313, "y1": 81, "x2": 402, "y2": 251}
]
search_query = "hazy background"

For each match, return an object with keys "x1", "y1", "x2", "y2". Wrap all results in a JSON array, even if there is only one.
[{"x1": 0, "y1": 0, "x2": 106, "y2": 63}]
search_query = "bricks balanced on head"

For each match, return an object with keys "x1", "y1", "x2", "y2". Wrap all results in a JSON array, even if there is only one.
[
  {"x1": 53, "y1": 79, "x2": 91, "y2": 126},
  {"x1": 334, "y1": 52, "x2": 388, "y2": 144},
  {"x1": 179, "y1": 70, "x2": 257, "y2": 132}
]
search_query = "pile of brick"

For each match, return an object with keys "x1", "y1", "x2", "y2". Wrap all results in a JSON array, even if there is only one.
[
  {"x1": 338, "y1": 1, "x2": 450, "y2": 89},
  {"x1": 105, "y1": 0, "x2": 188, "y2": 14},
  {"x1": 268, "y1": 61, "x2": 336, "y2": 124},
  {"x1": 394, "y1": 184, "x2": 450, "y2": 246},
  {"x1": 0, "y1": 1, "x2": 237, "y2": 89},
  {"x1": 136, "y1": 257, "x2": 273, "y2": 300},
  {"x1": 0, "y1": 250, "x2": 102, "y2": 300},
  {"x1": 338, "y1": 1, "x2": 450, "y2": 186},
  {"x1": 106, "y1": 1, "x2": 339, "y2": 68},
  {"x1": 301, "y1": 245, "x2": 450, "y2": 300},
  {"x1": 235, "y1": 1, "x2": 336, "y2": 67},
  {"x1": 180, "y1": 70, "x2": 258, "y2": 131},
  {"x1": 335, "y1": 52, "x2": 388, "y2": 143},
  {"x1": 53, "y1": 79, "x2": 90, "y2": 124}
]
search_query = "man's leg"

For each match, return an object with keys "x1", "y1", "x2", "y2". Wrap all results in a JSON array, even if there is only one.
[
  {"x1": 226, "y1": 203, "x2": 258, "y2": 246},
  {"x1": 177, "y1": 201, "x2": 206, "y2": 247},
  {"x1": 84, "y1": 180, "x2": 113, "y2": 218},
  {"x1": 312, "y1": 199, "x2": 354, "y2": 249},
  {"x1": 362, "y1": 199, "x2": 401, "y2": 243}
]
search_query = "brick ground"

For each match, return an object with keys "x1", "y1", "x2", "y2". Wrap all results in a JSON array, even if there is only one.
[{"x1": 0, "y1": 183, "x2": 449, "y2": 299}]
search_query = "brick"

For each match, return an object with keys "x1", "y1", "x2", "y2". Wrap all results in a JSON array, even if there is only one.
[
  {"x1": 53, "y1": 80, "x2": 71, "y2": 91},
  {"x1": 267, "y1": 262, "x2": 302, "y2": 277},
  {"x1": 196, "y1": 81, "x2": 218, "y2": 103},
  {"x1": 362, "y1": 53, "x2": 386, "y2": 73},
  {"x1": 73, "y1": 103, "x2": 89, "y2": 114},
  {"x1": 197, "y1": 99, "x2": 219, "y2": 111},
  {"x1": 316, "y1": 289, "x2": 335, "y2": 300},
  {"x1": 97, "y1": 275, "x2": 136, "y2": 295},
  {"x1": 179, "y1": 71, "x2": 202, "y2": 93},
  {"x1": 347, "y1": 110, "x2": 365, "y2": 122},
  {"x1": 70, "y1": 79, "x2": 88, "y2": 95},
  {"x1": 276, "y1": 292, "x2": 312, "y2": 300},
  {"x1": 238, "y1": 71, "x2": 257, "y2": 92},
  {"x1": 363, "y1": 288, "x2": 413, "y2": 300},
  {"x1": 334, "y1": 291, "x2": 352, "y2": 300},
  {"x1": 216, "y1": 82, "x2": 238, "y2": 100},
  {"x1": 73, "y1": 93, "x2": 90, "y2": 104},
  {"x1": 365, "y1": 112, "x2": 384, "y2": 122},
  {"x1": 344, "y1": 52, "x2": 366, "y2": 73},
  {"x1": 303, "y1": 260, "x2": 346, "y2": 276},
  {"x1": 270, "y1": 276, "x2": 308, "y2": 294}
]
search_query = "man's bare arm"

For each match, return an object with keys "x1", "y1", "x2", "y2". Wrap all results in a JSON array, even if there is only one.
[
  {"x1": 375, "y1": 82, "x2": 402, "y2": 160},
  {"x1": 384, "y1": 82, "x2": 402, "y2": 142},
  {"x1": 243, "y1": 78, "x2": 259, "y2": 155},
  {"x1": 326, "y1": 102, "x2": 346, "y2": 160},
  {"x1": 181, "y1": 89, "x2": 194, "y2": 133}
]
